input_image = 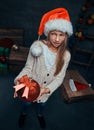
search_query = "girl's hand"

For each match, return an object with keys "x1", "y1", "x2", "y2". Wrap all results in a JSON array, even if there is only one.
[
  {"x1": 39, "y1": 86, "x2": 50, "y2": 96},
  {"x1": 13, "y1": 79, "x2": 20, "y2": 98},
  {"x1": 36, "y1": 86, "x2": 50, "y2": 100},
  {"x1": 15, "y1": 78, "x2": 20, "y2": 85}
]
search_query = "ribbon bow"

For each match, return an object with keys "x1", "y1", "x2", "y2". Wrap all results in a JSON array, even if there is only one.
[{"x1": 13, "y1": 75, "x2": 32, "y2": 99}]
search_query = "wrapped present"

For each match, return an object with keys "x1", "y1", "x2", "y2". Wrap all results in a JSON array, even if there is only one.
[
  {"x1": 13, "y1": 75, "x2": 40, "y2": 102},
  {"x1": 0, "y1": 47, "x2": 10, "y2": 57},
  {"x1": 0, "y1": 56, "x2": 6, "y2": 63},
  {"x1": 0, "y1": 62, "x2": 7, "y2": 72},
  {"x1": 0, "y1": 47, "x2": 5, "y2": 56}
]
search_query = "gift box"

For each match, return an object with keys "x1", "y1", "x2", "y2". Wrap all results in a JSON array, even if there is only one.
[{"x1": 13, "y1": 75, "x2": 40, "y2": 102}]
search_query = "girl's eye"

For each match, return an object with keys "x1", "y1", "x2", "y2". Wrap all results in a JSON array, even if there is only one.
[
  {"x1": 51, "y1": 33, "x2": 55, "y2": 35},
  {"x1": 50, "y1": 32, "x2": 65, "y2": 36},
  {"x1": 60, "y1": 33, "x2": 65, "y2": 36}
]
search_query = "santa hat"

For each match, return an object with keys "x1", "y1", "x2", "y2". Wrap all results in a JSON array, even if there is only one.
[{"x1": 38, "y1": 8, "x2": 73, "y2": 39}]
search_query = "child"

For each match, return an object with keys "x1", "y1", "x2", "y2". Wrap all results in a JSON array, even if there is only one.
[{"x1": 14, "y1": 7, "x2": 73, "y2": 128}]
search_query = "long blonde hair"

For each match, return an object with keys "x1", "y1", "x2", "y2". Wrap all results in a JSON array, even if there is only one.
[
  {"x1": 54, "y1": 35, "x2": 68, "y2": 76},
  {"x1": 41, "y1": 34, "x2": 68, "y2": 76}
]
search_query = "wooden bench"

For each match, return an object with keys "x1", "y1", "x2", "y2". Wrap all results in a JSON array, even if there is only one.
[
  {"x1": 62, "y1": 70, "x2": 94, "y2": 103},
  {"x1": 0, "y1": 28, "x2": 24, "y2": 46},
  {"x1": 0, "y1": 28, "x2": 24, "y2": 72},
  {"x1": 8, "y1": 46, "x2": 29, "y2": 71}
]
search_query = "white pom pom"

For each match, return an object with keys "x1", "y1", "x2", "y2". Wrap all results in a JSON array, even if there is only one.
[{"x1": 30, "y1": 41, "x2": 43, "y2": 57}]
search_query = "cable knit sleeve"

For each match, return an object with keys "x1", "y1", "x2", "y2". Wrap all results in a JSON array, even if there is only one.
[
  {"x1": 47, "y1": 50, "x2": 71, "y2": 95},
  {"x1": 14, "y1": 49, "x2": 34, "y2": 84},
  {"x1": 14, "y1": 40, "x2": 43, "y2": 84}
]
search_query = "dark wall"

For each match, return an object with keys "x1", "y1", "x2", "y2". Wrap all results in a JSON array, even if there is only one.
[{"x1": 0, "y1": 0, "x2": 88, "y2": 47}]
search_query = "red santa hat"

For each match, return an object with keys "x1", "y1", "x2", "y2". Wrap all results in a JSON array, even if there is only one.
[{"x1": 38, "y1": 8, "x2": 73, "y2": 38}]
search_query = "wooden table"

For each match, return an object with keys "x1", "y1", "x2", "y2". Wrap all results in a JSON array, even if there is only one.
[
  {"x1": 7, "y1": 46, "x2": 29, "y2": 70},
  {"x1": 62, "y1": 70, "x2": 94, "y2": 103}
]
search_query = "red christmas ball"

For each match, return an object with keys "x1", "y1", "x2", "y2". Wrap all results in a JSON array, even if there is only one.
[
  {"x1": 17, "y1": 79, "x2": 40, "y2": 102},
  {"x1": 87, "y1": 19, "x2": 93, "y2": 24}
]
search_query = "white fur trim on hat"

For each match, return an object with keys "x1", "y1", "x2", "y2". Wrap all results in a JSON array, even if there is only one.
[
  {"x1": 30, "y1": 41, "x2": 43, "y2": 57},
  {"x1": 44, "y1": 19, "x2": 73, "y2": 37}
]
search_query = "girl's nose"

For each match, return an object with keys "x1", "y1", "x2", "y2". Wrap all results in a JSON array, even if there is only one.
[{"x1": 55, "y1": 36, "x2": 59, "y2": 41}]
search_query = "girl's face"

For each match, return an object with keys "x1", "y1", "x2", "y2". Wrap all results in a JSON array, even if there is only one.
[{"x1": 48, "y1": 30, "x2": 66, "y2": 48}]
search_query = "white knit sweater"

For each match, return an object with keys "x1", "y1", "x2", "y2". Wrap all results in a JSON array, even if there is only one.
[{"x1": 14, "y1": 40, "x2": 71, "y2": 103}]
